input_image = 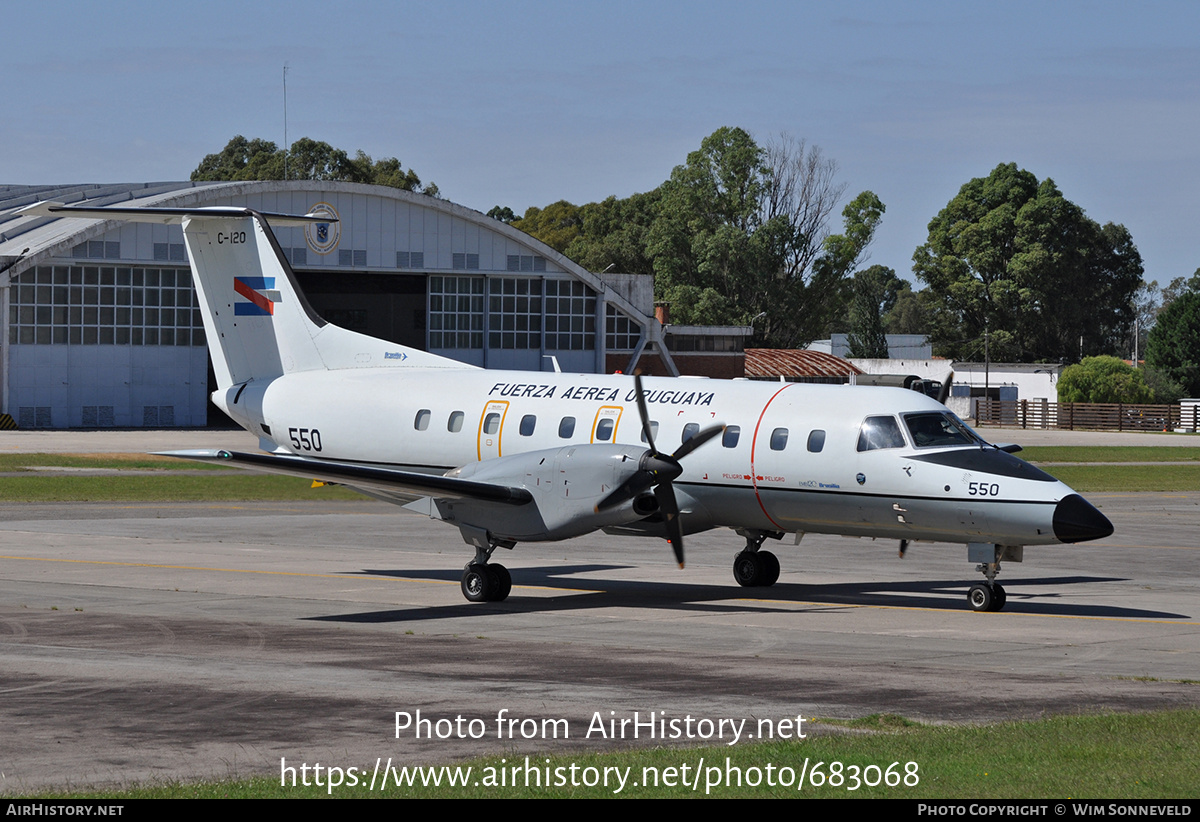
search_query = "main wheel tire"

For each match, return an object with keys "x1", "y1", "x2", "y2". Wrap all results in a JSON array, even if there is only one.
[
  {"x1": 733, "y1": 552, "x2": 762, "y2": 587},
  {"x1": 488, "y1": 564, "x2": 512, "y2": 602},
  {"x1": 968, "y1": 583, "x2": 993, "y2": 612},
  {"x1": 757, "y1": 550, "x2": 780, "y2": 587},
  {"x1": 990, "y1": 583, "x2": 1007, "y2": 611},
  {"x1": 461, "y1": 564, "x2": 493, "y2": 603}
]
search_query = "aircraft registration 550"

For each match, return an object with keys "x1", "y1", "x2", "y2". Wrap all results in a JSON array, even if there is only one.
[{"x1": 17, "y1": 200, "x2": 1114, "y2": 612}]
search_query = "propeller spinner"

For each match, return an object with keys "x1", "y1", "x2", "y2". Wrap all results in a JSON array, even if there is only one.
[{"x1": 595, "y1": 373, "x2": 723, "y2": 568}]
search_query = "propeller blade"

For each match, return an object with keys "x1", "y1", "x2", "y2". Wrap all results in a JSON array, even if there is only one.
[
  {"x1": 633, "y1": 372, "x2": 657, "y2": 453},
  {"x1": 655, "y1": 482, "x2": 685, "y2": 568},
  {"x1": 673, "y1": 423, "x2": 725, "y2": 460}
]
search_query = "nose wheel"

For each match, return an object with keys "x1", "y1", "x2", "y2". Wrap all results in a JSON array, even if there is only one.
[{"x1": 968, "y1": 582, "x2": 1006, "y2": 612}]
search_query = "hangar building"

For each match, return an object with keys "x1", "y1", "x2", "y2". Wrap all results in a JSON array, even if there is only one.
[{"x1": 0, "y1": 181, "x2": 661, "y2": 428}]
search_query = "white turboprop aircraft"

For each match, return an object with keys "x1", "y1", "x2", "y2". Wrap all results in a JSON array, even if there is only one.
[{"x1": 18, "y1": 202, "x2": 1113, "y2": 611}]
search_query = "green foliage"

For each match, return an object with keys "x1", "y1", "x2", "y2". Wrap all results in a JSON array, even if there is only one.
[
  {"x1": 1146, "y1": 291, "x2": 1200, "y2": 396},
  {"x1": 514, "y1": 128, "x2": 876, "y2": 348},
  {"x1": 512, "y1": 200, "x2": 583, "y2": 253},
  {"x1": 845, "y1": 264, "x2": 904, "y2": 358},
  {"x1": 882, "y1": 285, "x2": 933, "y2": 335},
  {"x1": 486, "y1": 205, "x2": 517, "y2": 224},
  {"x1": 1057, "y1": 356, "x2": 1152, "y2": 403},
  {"x1": 648, "y1": 128, "x2": 882, "y2": 346},
  {"x1": 191, "y1": 135, "x2": 437, "y2": 194},
  {"x1": 913, "y1": 163, "x2": 1142, "y2": 363}
]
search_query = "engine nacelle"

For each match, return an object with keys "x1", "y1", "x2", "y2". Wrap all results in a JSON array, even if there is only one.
[{"x1": 438, "y1": 443, "x2": 654, "y2": 541}]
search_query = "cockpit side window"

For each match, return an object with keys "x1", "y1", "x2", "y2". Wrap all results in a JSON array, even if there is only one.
[
  {"x1": 903, "y1": 412, "x2": 980, "y2": 448},
  {"x1": 856, "y1": 415, "x2": 906, "y2": 452}
]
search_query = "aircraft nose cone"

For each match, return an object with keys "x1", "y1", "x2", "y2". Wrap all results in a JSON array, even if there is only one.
[{"x1": 1053, "y1": 494, "x2": 1114, "y2": 543}]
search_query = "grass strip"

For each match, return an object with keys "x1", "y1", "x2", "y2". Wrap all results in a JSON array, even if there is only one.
[
  {"x1": 1039, "y1": 464, "x2": 1200, "y2": 493},
  {"x1": 1020, "y1": 446, "x2": 1200, "y2": 464},
  {"x1": 0, "y1": 474, "x2": 362, "y2": 502},
  {"x1": 22, "y1": 708, "x2": 1200, "y2": 799}
]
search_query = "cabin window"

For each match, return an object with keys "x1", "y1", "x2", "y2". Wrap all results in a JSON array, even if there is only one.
[
  {"x1": 807, "y1": 429, "x2": 825, "y2": 452},
  {"x1": 857, "y1": 415, "x2": 906, "y2": 451},
  {"x1": 640, "y1": 421, "x2": 660, "y2": 443},
  {"x1": 596, "y1": 418, "x2": 615, "y2": 441},
  {"x1": 414, "y1": 409, "x2": 431, "y2": 431},
  {"x1": 559, "y1": 416, "x2": 576, "y2": 438},
  {"x1": 519, "y1": 414, "x2": 537, "y2": 436},
  {"x1": 770, "y1": 428, "x2": 789, "y2": 451},
  {"x1": 682, "y1": 423, "x2": 700, "y2": 443},
  {"x1": 722, "y1": 425, "x2": 740, "y2": 448},
  {"x1": 903, "y1": 412, "x2": 979, "y2": 447},
  {"x1": 483, "y1": 413, "x2": 501, "y2": 435},
  {"x1": 448, "y1": 411, "x2": 464, "y2": 433}
]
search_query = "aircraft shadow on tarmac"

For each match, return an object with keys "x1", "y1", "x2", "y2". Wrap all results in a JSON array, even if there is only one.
[{"x1": 306, "y1": 565, "x2": 1190, "y2": 623}]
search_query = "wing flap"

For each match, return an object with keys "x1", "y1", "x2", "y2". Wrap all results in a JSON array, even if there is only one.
[{"x1": 159, "y1": 449, "x2": 532, "y2": 505}]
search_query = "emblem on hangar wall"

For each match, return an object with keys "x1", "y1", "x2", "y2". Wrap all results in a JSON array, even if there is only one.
[{"x1": 304, "y1": 202, "x2": 341, "y2": 255}]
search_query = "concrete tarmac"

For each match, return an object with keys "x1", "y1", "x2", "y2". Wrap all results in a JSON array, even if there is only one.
[{"x1": 0, "y1": 429, "x2": 1198, "y2": 792}]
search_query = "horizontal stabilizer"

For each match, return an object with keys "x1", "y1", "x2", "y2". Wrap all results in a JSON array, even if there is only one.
[
  {"x1": 158, "y1": 449, "x2": 532, "y2": 505},
  {"x1": 16, "y1": 202, "x2": 335, "y2": 228}
]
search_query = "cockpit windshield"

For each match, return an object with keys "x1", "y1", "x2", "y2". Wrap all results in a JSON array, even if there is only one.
[{"x1": 903, "y1": 412, "x2": 983, "y2": 448}]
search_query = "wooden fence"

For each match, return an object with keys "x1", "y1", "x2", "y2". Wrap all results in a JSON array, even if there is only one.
[{"x1": 976, "y1": 399, "x2": 1200, "y2": 432}]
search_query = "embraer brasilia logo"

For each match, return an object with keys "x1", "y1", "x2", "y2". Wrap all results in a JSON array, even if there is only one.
[{"x1": 234, "y1": 277, "x2": 275, "y2": 315}]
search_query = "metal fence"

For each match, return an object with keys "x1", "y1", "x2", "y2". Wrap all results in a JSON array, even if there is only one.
[{"x1": 976, "y1": 399, "x2": 1200, "y2": 432}]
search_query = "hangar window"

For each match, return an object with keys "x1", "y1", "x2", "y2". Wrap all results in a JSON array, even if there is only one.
[
  {"x1": 428, "y1": 276, "x2": 484, "y2": 349},
  {"x1": 488, "y1": 278, "x2": 543, "y2": 350},
  {"x1": 10, "y1": 265, "x2": 203, "y2": 348},
  {"x1": 770, "y1": 428, "x2": 789, "y2": 451},
  {"x1": 595, "y1": 418, "x2": 614, "y2": 441},
  {"x1": 519, "y1": 414, "x2": 537, "y2": 436},
  {"x1": 507, "y1": 255, "x2": 547, "y2": 272},
  {"x1": 559, "y1": 416, "x2": 576, "y2": 438},
  {"x1": 448, "y1": 411, "x2": 464, "y2": 432},
  {"x1": 807, "y1": 430, "x2": 825, "y2": 452},
  {"x1": 723, "y1": 426, "x2": 741, "y2": 448},
  {"x1": 605, "y1": 305, "x2": 642, "y2": 351},
  {"x1": 414, "y1": 409, "x2": 431, "y2": 431},
  {"x1": 682, "y1": 423, "x2": 700, "y2": 443},
  {"x1": 544, "y1": 280, "x2": 596, "y2": 351}
]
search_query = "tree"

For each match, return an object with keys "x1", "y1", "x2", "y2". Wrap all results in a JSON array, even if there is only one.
[
  {"x1": 511, "y1": 201, "x2": 583, "y2": 253},
  {"x1": 643, "y1": 127, "x2": 881, "y2": 347},
  {"x1": 192, "y1": 136, "x2": 437, "y2": 194},
  {"x1": 913, "y1": 163, "x2": 1142, "y2": 363},
  {"x1": 1057, "y1": 356, "x2": 1152, "y2": 403},
  {"x1": 845, "y1": 265, "x2": 905, "y2": 358},
  {"x1": 883, "y1": 284, "x2": 933, "y2": 335},
  {"x1": 487, "y1": 206, "x2": 518, "y2": 224},
  {"x1": 1146, "y1": 291, "x2": 1200, "y2": 397}
]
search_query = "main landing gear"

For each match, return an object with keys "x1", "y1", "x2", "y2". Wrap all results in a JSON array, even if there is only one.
[
  {"x1": 460, "y1": 538, "x2": 514, "y2": 603},
  {"x1": 732, "y1": 529, "x2": 784, "y2": 587}
]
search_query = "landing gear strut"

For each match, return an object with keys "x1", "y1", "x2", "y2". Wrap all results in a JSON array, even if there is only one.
[
  {"x1": 460, "y1": 538, "x2": 514, "y2": 603},
  {"x1": 732, "y1": 529, "x2": 783, "y2": 587},
  {"x1": 965, "y1": 543, "x2": 1019, "y2": 612}
]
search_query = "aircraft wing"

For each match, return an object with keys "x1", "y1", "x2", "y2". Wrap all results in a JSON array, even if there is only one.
[{"x1": 159, "y1": 449, "x2": 533, "y2": 505}]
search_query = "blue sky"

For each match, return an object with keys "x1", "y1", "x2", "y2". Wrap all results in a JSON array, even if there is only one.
[{"x1": 5, "y1": 1, "x2": 1197, "y2": 287}]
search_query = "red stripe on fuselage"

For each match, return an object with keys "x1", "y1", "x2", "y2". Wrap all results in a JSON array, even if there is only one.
[{"x1": 749, "y1": 383, "x2": 794, "y2": 531}]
